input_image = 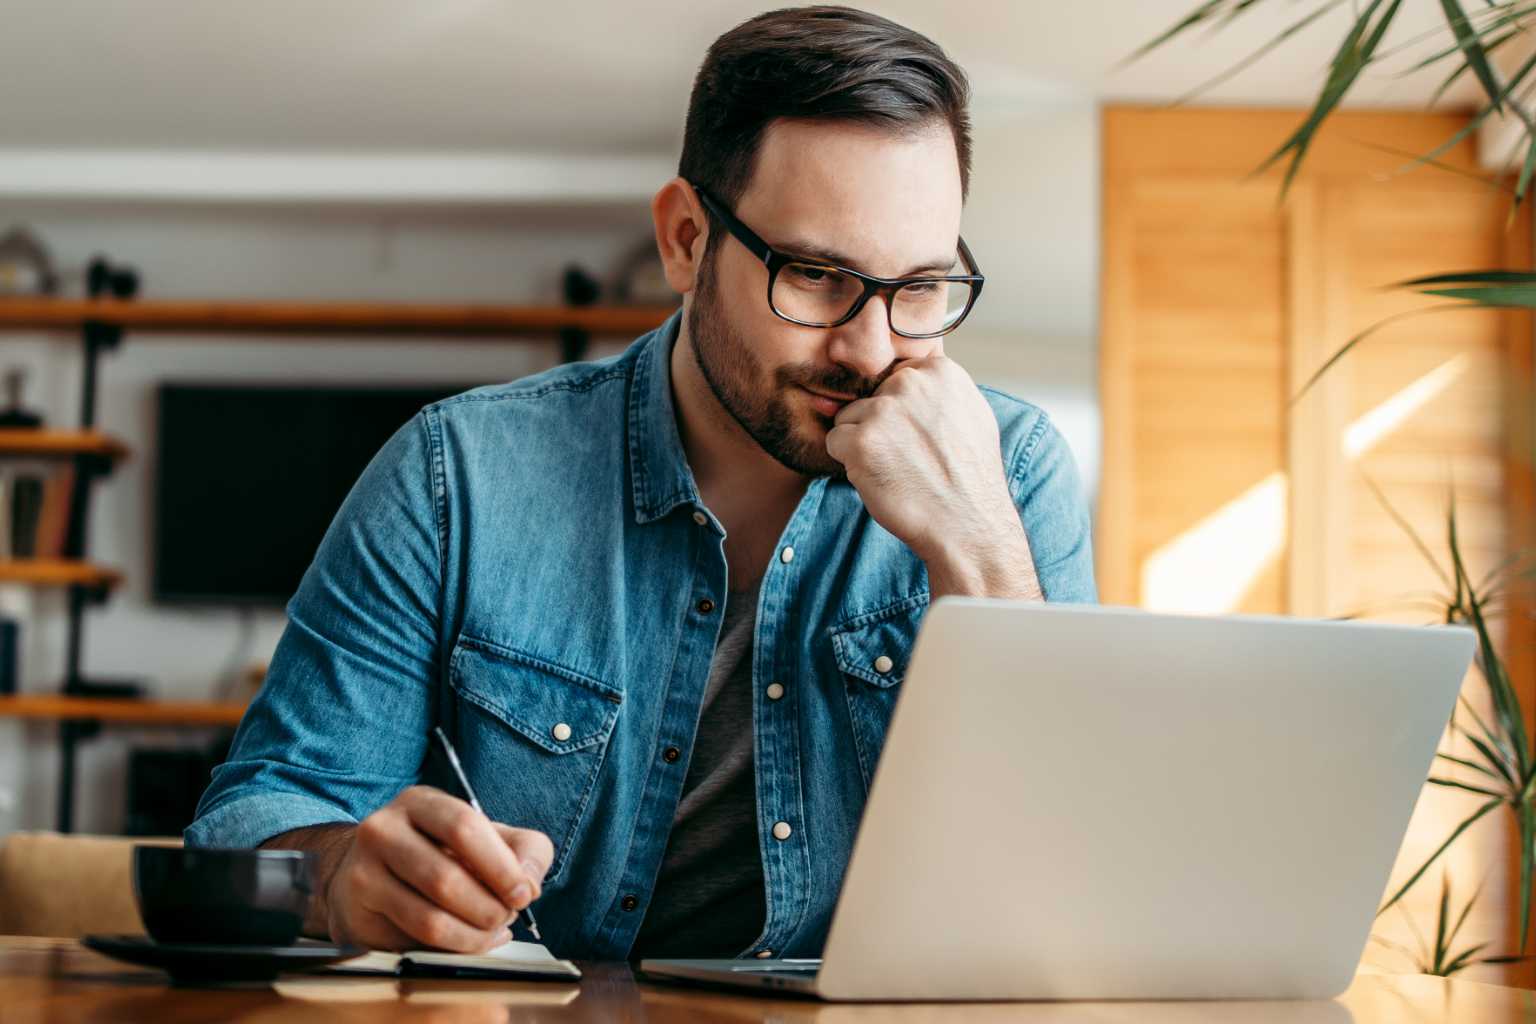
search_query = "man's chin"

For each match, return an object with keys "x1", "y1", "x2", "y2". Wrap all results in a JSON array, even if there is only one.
[
  {"x1": 779, "y1": 429, "x2": 845, "y2": 479},
  {"x1": 734, "y1": 389, "x2": 845, "y2": 478}
]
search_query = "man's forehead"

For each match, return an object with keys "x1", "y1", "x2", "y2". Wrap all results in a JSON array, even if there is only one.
[{"x1": 736, "y1": 118, "x2": 964, "y2": 278}]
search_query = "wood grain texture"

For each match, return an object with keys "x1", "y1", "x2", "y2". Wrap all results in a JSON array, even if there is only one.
[{"x1": 2, "y1": 936, "x2": 1536, "y2": 1022}]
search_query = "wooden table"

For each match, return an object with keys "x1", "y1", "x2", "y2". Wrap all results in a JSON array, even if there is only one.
[{"x1": 5, "y1": 935, "x2": 1536, "y2": 1022}]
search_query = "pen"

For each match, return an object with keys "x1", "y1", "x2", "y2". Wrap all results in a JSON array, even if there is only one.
[{"x1": 429, "y1": 725, "x2": 543, "y2": 942}]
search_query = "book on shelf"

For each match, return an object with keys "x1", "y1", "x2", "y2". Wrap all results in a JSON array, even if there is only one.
[
  {"x1": 34, "y1": 466, "x2": 73, "y2": 558},
  {"x1": 8, "y1": 472, "x2": 42, "y2": 558},
  {"x1": 6, "y1": 465, "x2": 73, "y2": 560},
  {"x1": 0, "y1": 467, "x2": 9, "y2": 560}
]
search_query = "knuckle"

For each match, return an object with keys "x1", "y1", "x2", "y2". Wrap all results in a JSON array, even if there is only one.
[
  {"x1": 422, "y1": 864, "x2": 458, "y2": 904},
  {"x1": 447, "y1": 810, "x2": 481, "y2": 850},
  {"x1": 417, "y1": 913, "x2": 455, "y2": 950},
  {"x1": 355, "y1": 813, "x2": 388, "y2": 848},
  {"x1": 347, "y1": 859, "x2": 377, "y2": 895}
]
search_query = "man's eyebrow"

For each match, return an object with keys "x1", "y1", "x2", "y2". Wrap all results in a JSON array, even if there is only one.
[{"x1": 773, "y1": 238, "x2": 958, "y2": 277}]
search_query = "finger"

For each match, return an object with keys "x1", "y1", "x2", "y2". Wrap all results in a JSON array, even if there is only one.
[
  {"x1": 369, "y1": 864, "x2": 511, "y2": 953},
  {"x1": 346, "y1": 898, "x2": 420, "y2": 952},
  {"x1": 370, "y1": 812, "x2": 512, "y2": 931},
  {"x1": 831, "y1": 399, "x2": 874, "y2": 426},
  {"x1": 349, "y1": 854, "x2": 488, "y2": 952},
  {"x1": 833, "y1": 394, "x2": 895, "y2": 427},
  {"x1": 493, "y1": 824, "x2": 555, "y2": 899},
  {"x1": 403, "y1": 787, "x2": 531, "y2": 907},
  {"x1": 824, "y1": 422, "x2": 856, "y2": 465}
]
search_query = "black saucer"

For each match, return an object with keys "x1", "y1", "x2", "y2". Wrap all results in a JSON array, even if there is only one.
[{"x1": 82, "y1": 933, "x2": 364, "y2": 985}]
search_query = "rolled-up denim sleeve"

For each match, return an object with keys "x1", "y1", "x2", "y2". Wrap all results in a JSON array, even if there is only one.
[
  {"x1": 1008, "y1": 410, "x2": 1097, "y2": 604},
  {"x1": 186, "y1": 411, "x2": 442, "y2": 849}
]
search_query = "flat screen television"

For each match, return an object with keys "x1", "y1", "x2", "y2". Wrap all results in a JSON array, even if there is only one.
[{"x1": 153, "y1": 382, "x2": 479, "y2": 605}]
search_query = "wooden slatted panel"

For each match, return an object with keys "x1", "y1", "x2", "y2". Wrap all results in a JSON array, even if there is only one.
[
  {"x1": 1103, "y1": 106, "x2": 1527, "y2": 985},
  {"x1": 1126, "y1": 181, "x2": 1288, "y2": 613},
  {"x1": 1317, "y1": 183, "x2": 1514, "y2": 983}
]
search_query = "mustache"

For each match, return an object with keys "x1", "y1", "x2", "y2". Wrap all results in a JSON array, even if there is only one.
[{"x1": 773, "y1": 361, "x2": 896, "y2": 401}]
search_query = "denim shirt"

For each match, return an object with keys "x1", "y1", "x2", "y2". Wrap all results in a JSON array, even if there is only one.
[{"x1": 186, "y1": 309, "x2": 1097, "y2": 960}]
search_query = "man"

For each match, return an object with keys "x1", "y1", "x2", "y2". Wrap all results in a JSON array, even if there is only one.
[{"x1": 187, "y1": 5, "x2": 1095, "y2": 961}]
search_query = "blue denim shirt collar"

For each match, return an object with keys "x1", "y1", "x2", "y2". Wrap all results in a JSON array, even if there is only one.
[{"x1": 627, "y1": 309, "x2": 702, "y2": 525}]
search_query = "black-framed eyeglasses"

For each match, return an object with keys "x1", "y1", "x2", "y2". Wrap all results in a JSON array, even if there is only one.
[{"x1": 690, "y1": 182, "x2": 984, "y2": 340}]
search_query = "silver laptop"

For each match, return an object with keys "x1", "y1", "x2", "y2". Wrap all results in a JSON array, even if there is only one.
[{"x1": 641, "y1": 599, "x2": 1475, "y2": 1001}]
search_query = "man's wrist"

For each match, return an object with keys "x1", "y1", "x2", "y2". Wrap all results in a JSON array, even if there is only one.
[
  {"x1": 919, "y1": 505, "x2": 1043, "y2": 601},
  {"x1": 260, "y1": 823, "x2": 357, "y2": 940}
]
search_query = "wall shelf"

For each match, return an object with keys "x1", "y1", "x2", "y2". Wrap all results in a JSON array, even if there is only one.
[
  {"x1": 0, "y1": 695, "x2": 247, "y2": 727},
  {"x1": 0, "y1": 298, "x2": 676, "y2": 338},
  {"x1": 0, "y1": 429, "x2": 130, "y2": 461},
  {"x1": 0, "y1": 559, "x2": 123, "y2": 589}
]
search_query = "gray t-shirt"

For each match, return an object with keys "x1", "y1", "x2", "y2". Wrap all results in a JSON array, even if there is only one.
[{"x1": 629, "y1": 581, "x2": 766, "y2": 958}]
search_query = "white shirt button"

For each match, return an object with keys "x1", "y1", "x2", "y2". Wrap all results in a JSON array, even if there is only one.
[
  {"x1": 873, "y1": 655, "x2": 894, "y2": 674},
  {"x1": 692, "y1": 510, "x2": 707, "y2": 526},
  {"x1": 551, "y1": 722, "x2": 572, "y2": 742},
  {"x1": 780, "y1": 546, "x2": 794, "y2": 564},
  {"x1": 772, "y1": 821, "x2": 792, "y2": 841},
  {"x1": 766, "y1": 682, "x2": 785, "y2": 701},
  {"x1": 755, "y1": 949, "x2": 774, "y2": 958}
]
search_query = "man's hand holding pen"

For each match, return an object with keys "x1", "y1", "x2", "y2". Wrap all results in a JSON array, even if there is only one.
[{"x1": 321, "y1": 784, "x2": 554, "y2": 954}]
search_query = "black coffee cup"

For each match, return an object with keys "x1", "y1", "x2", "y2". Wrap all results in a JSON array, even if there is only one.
[{"x1": 132, "y1": 845, "x2": 314, "y2": 946}]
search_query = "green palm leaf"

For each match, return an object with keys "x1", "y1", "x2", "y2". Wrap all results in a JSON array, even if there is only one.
[
  {"x1": 1379, "y1": 797, "x2": 1504, "y2": 916},
  {"x1": 1428, "y1": 775, "x2": 1508, "y2": 798},
  {"x1": 1437, "y1": 0, "x2": 1505, "y2": 112},
  {"x1": 1257, "y1": 0, "x2": 1405, "y2": 198},
  {"x1": 1436, "y1": 751, "x2": 1510, "y2": 783}
]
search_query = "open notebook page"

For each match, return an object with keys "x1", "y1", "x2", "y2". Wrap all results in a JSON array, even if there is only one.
[{"x1": 324, "y1": 938, "x2": 579, "y2": 979}]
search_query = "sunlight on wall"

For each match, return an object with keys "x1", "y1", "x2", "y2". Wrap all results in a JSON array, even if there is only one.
[
  {"x1": 1342, "y1": 355, "x2": 1469, "y2": 459},
  {"x1": 1140, "y1": 355, "x2": 1470, "y2": 613},
  {"x1": 1142, "y1": 472, "x2": 1288, "y2": 613}
]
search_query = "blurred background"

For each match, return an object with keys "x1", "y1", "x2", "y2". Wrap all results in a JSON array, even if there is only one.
[{"x1": 0, "y1": 0, "x2": 1531, "y2": 984}]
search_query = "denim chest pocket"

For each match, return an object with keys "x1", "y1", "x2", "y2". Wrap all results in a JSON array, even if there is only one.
[
  {"x1": 829, "y1": 593, "x2": 929, "y2": 789},
  {"x1": 448, "y1": 637, "x2": 622, "y2": 884}
]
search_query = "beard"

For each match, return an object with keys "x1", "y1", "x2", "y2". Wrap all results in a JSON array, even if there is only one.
[{"x1": 686, "y1": 245, "x2": 892, "y2": 478}]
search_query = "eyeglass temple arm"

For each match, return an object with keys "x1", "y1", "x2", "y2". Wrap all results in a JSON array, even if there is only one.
[{"x1": 689, "y1": 182, "x2": 772, "y2": 265}]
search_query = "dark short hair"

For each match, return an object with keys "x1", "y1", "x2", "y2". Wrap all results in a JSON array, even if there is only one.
[{"x1": 679, "y1": 5, "x2": 972, "y2": 218}]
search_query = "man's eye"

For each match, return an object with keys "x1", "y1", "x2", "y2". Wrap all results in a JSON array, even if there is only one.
[{"x1": 789, "y1": 265, "x2": 833, "y2": 284}]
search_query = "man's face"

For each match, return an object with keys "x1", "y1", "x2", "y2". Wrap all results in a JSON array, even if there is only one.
[{"x1": 687, "y1": 117, "x2": 964, "y2": 477}]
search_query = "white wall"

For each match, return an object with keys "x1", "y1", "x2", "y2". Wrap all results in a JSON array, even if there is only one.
[
  {"x1": 956, "y1": 101, "x2": 1100, "y2": 499},
  {"x1": 0, "y1": 102, "x2": 1100, "y2": 835}
]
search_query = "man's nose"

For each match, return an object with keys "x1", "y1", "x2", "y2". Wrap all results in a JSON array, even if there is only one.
[{"x1": 824, "y1": 295, "x2": 896, "y2": 384}]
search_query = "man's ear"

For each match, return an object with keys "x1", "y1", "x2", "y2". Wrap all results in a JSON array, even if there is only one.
[{"x1": 651, "y1": 177, "x2": 709, "y2": 296}]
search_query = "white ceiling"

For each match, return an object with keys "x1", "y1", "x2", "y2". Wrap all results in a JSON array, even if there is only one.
[{"x1": 1, "y1": 1, "x2": 1486, "y2": 154}]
